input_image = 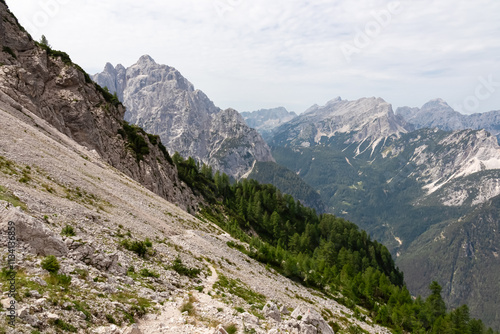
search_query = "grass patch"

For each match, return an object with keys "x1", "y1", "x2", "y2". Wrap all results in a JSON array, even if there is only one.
[
  {"x1": 213, "y1": 273, "x2": 266, "y2": 307},
  {"x1": 140, "y1": 268, "x2": 159, "y2": 278},
  {"x1": 225, "y1": 324, "x2": 238, "y2": 334},
  {"x1": 2, "y1": 46, "x2": 16, "y2": 59},
  {"x1": 49, "y1": 318, "x2": 77, "y2": 332},
  {"x1": 180, "y1": 295, "x2": 197, "y2": 316},
  {"x1": 0, "y1": 185, "x2": 27, "y2": 210}
]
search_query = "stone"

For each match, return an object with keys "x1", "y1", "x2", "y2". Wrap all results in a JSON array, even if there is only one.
[
  {"x1": 123, "y1": 324, "x2": 143, "y2": 334},
  {"x1": 280, "y1": 305, "x2": 290, "y2": 315},
  {"x1": 289, "y1": 304, "x2": 334, "y2": 334},
  {"x1": 263, "y1": 301, "x2": 281, "y2": 322},
  {"x1": 0, "y1": 204, "x2": 68, "y2": 256}
]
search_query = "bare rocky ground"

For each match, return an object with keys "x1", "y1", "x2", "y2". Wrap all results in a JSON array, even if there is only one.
[{"x1": 0, "y1": 104, "x2": 391, "y2": 333}]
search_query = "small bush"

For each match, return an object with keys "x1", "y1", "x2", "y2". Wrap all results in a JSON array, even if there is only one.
[
  {"x1": 106, "y1": 314, "x2": 117, "y2": 324},
  {"x1": 50, "y1": 318, "x2": 77, "y2": 332},
  {"x1": 41, "y1": 255, "x2": 60, "y2": 274},
  {"x1": 120, "y1": 239, "x2": 152, "y2": 258},
  {"x1": 61, "y1": 225, "x2": 76, "y2": 237},
  {"x1": 180, "y1": 295, "x2": 197, "y2": 316},
  {"x1": 171, "y1": 257, "x2": 201, "y2": 278},
  {"x1": 140, "y1": 268, "x2": 159, "y2": 278},
  {"x1": 225, "y1": 324, "x2": 238, "y2": 334}
]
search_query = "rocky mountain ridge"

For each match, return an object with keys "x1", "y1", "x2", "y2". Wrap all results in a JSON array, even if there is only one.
[
  {"x1": 241, "y1": 107, "x2": 297, "y2": 140},
  {"x1": 93, "y1": 57, "x2": 274, "y2": 180},
  {"x1": 268, "y1": 96, "x2": 500, "y2": 329},
  {"x1": 0, "y1": 3, "x2": 393, "y2": 333},
  {"x1": 271, "y1": 97, "x2": 410, "y2": 150},
  {"x1": 0, "y1": 8, "x2": 198, "y2": 212},
  {"x1": 397, "y1": 98, "x2": 500, "y2": 141}
]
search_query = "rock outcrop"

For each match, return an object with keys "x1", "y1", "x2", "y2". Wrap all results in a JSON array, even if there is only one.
[
  {"x1": 0, "y1": 203, "x2": 68, "y2": 256},
  {"x1": 0, "y1": 5, "x2": 197, "y2": 212},
  {"x1": 93, "y1": 56, "x2": 275, "y2": 179}
]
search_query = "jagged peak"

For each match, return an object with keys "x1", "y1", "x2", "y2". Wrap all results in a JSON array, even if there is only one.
[
  {"x1": 137, "y1": 54, "x2": 156, "y2": 64},
  {"x1": 421, "y1": 98, "x2": 453, "y2": 110},
  {"x1": 104, "y1": 62, "x2": 116, "y2": 73}
]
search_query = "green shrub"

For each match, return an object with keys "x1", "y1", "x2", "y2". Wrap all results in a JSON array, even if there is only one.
[
  {"x1": 61, "y1": 225, "x2": 76, "y2": 237},
  {"x1": 50, "y1": 318, "x2": 77, "y2": 332},
  {"x1": 41, "y1": 255, "x2": 60, "y2": 274},
  {"x1": 171, "y1": 257, "x2": 201, "y2": 278},
  {"x1": 118, "y1": 122, "x2": 150, "y2": 162},
  {"x1": 120, "y1": 239, "x2": 152, "y2": 258},
  {"x1": 225, "y1": 324, "x2": 238, "y2": 334},
  {"x1": 106, "y1": 314, "x2": 117, "y2": 324},
  {"x1": 140, "y1": 268, "x2": 159, "y2": 278}
]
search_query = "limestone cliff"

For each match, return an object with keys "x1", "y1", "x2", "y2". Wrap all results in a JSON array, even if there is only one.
[{"x1": 93, "y1": 57, "x2": 275, "y2": 179}]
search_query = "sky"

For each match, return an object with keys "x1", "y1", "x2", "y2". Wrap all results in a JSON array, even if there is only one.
[{"x1": 7, "y1": 0, "x2": 500, "y2": 114}]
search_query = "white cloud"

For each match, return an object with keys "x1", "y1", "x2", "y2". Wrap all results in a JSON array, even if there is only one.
[{"x1": 6, "y1": 0, "x2": 500, "y2": 114}]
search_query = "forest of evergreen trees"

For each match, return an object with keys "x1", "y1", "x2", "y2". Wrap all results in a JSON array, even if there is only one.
[{"x1": 172, "y1": 153, "x2": 499, "y2": 334}]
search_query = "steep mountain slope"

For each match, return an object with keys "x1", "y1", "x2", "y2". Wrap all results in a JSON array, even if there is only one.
[
  {"x1": 269, "y1": 97, "x2": 500, "y2": 329},
  {"x1": 247, "y1": 161, "x2": 327, "y2": 213},
  {"x1": 93, "y1": 57, "x2": 274, "y2": 179},
  {"x1": 1, "y1": 2, "x2": 498, "y2": 333},
  {"x1": 1, "y1": 99, "x2": 390, "y2": 333},
  {"x1": 397, "y1": 98, "x2": 500, "y2": 141},
  {"x1": 0, "y1": 7, "x2": 197, "y2": 212},
  {"x1": 241, "y1": 107, "x2": 297, "y2": 140},
  {"x1": 0, "y1": 3, "x2": 390, "y2": 333},
  {"x1": 398, "y1": 194, "x2": 500, "y2": 328},
  {"x1": 272, "y1": 97, "x2": 410, "y2": 148}
]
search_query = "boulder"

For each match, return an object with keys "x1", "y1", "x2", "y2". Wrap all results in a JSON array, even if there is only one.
[
  {"x1": 263, "y1": 301, "x2": 281, "y2": 322},
  {"x1": 0, "y1": 202, "x2": 68, "y2": 256},
  {"x1": 289, "y1": 304, "x2": 335, "y2": 334}
]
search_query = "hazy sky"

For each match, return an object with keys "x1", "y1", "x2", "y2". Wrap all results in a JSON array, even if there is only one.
[{"x1": 7, "y1": 0, "x2": 500, "y2": 114}]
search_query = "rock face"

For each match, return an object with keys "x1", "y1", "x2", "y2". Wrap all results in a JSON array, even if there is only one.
[
  {"x1": 93, "y1": 56, "x2": 274, "y2": 179},
  {"x1": 0, "y1": 9, "x2": 196, "y2": 212},
  {"x1": 271, "y1": 97, "x2": 411, "y2": 148},
  {"x1": 397, "y1": 98, "x2": 500, "y2": 141},
  {"x1": 241, "y1": 107, "x2": 297, "y2": 140}
]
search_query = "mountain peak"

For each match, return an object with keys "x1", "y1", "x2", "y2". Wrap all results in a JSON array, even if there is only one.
[
  {"x1": 421, "y1": 98, "x2": 453, "y2": 110},
  {"x1": 104, "y1": 62, "x2": 116, "y2": 73},
  {"x1": 137, "y1": 54, "x2": 156, "y2": 65}
]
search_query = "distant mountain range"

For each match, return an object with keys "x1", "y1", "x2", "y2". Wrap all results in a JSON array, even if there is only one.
[
  {"x1": 266, "y1": 96, "x2": 500, "y2": 328},
  {"x1": 93, "y1": 56, "x2": 274, "y2": 180},
  {"x1": 397, "y1": 98, "x2": 500, "y2": 141},
  {"x1": 241, "y1": 107, "x2": 297, "y2": 140}
]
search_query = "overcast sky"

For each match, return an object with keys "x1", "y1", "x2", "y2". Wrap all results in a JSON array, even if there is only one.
[{"x1": 7, "y1": 0, "x2": 500, "y2": 114}]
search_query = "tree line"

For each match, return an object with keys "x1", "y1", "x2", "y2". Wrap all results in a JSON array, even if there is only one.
[{"x1": 173, "y1": 153, "x2": 499, "y2": 334}]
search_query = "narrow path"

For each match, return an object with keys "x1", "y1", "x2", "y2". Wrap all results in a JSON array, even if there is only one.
[{"x1": 137, "y1": 265, "x2": 219, "y2": 334}]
